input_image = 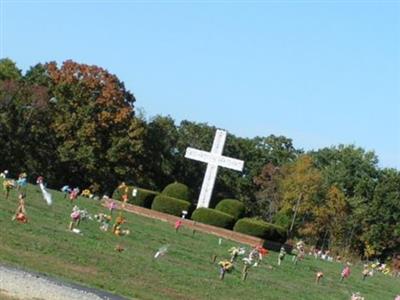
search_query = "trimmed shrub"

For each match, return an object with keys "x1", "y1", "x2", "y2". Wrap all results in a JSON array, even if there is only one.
[
  {"x1": 162, "y1": 182, "x2": 191, "y2": 202},
  {"x1": 233, "y1": 218, "x2": 287, "y2": 243},
  {"x1": 112, "y1": 185, "x2": 127, "y2": 202},
  {"x1": 272, "y1": 210, "x2": 291, "y2": 230},
  {"x1": 111, "y1": 188, "x2": 122, "y2": 201},
  {"x1": 130, "y1": 188, "x2": 159, "y2": 208},
  {"x1": 191, "y1": 208, "x2": 235, "y2": 229},
  {"x1": 215, "y1": 199, "x2": 245, "y2": 220},
  {"x1": 112, "y1": 185, "x2": 159, "y2": 208},
  {"x1": 151, "y1": 195, "x2": 191, "y2": 217}
]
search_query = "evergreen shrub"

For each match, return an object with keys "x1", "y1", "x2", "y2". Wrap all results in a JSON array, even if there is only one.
[
  {"x1": 161, "y1": 182, "x2": 191, "y2": 202},
  {"x1": 112, "y1": 186, "x2": 159, "y2": 208},
  {"x1": 191, "y1": 208, "x2": 235, "y2": 229},
  {"x1": 215, "y1": 199, "x2": 245, "y2": 220},
  {"x1": 151, "y1": 195, "x2": 191, "y2": 217},
  {"x1": 233, "y1": 218, "x2": 287, "y2": 243}
]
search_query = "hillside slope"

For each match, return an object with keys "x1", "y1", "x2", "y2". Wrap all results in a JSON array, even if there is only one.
[{"x1": 0, "y1": 180, "x2": 398, "y2": 300}]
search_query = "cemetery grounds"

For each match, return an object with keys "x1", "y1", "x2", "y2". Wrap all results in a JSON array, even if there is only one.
[{"x1": 0, "y1": 180, "x2": 399, "y2": 300}]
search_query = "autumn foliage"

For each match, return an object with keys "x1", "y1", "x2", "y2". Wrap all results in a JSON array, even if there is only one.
[{"x1": 1, "y1": 58, "x2": 399, "y2": 258}]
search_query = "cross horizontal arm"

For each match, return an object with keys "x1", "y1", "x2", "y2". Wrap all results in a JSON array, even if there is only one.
[
  {"x1": 185, "y1": 148, "x2": 244, "y2": 171},
  {"x1": 216, "y1": 156, "x2": 244, "y2": 171}
]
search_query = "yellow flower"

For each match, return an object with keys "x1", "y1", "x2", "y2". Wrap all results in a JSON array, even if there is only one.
[{"x1": 218, "y1": 260, "x2": 233, "y2": 271}]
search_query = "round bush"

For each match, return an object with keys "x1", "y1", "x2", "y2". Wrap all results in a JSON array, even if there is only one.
[
  {"x1": 215, "y1": 199, "x2": 245, "y2": 220},
  {"x1": 272, "y1": 210, "x2": 291, "y2": 230},
  {"x1": 233, "y1": 218, "x2": 287, "y2": 243},
  {"x1": 191, "y1": 208, "x2": 235, "y2": 229},
  {"x1": 112, "y1": 185, "x2": 158, "y2": 208},
  {"x1": 151, "y1": 195, "x2": 191, "y2": 217},
  {"x1": 130, "y1": 188, "x2": 159, "y2": 208},
  {"x1": 112, "y1": 186, "x2": 124, "y2": 202},
  {"x1": 162, "y1": 182, "x2": 191, "y2": 202}
]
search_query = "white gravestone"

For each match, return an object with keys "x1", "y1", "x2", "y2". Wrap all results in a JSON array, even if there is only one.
[{"x1": 185, "y1": 129, "x2": 244, "y2": 208}]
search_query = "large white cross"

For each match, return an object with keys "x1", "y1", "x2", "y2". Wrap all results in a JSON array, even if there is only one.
[{"x1": 185, "y1": 129, "x2": 244, "y2": 208}]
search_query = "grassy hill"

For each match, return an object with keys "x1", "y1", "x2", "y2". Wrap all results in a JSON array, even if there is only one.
[{"x1": 0, "y1": 180, "x2": 399, "y2": 300}]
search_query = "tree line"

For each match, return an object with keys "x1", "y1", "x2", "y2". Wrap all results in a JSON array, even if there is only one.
[{"x1": 0, "y1": 58, "x2": 398, "y2": 258}]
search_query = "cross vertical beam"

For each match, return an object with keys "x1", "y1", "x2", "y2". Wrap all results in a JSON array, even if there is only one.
[{"x1": 185, "y1": 129, "x2": 244, "y2": 208}]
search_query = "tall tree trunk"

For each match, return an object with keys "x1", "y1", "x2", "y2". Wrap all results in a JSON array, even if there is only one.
[{"x1": 289, "y1": 193, "x2": 302, "y2": 236}]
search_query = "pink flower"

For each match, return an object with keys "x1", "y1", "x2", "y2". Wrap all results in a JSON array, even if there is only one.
[
  {"x1": 71, "y1": 211, "x2": 80, "y2": 221},
  {"x1": 175, "y1": 220, "x2": 182, "y2": 230},
  {"x1": 342, "y1": 266, "x2": 351, "y2": 278},
  {"x1": 108, "y1": 201, "x2": 116, "y2": 211}
]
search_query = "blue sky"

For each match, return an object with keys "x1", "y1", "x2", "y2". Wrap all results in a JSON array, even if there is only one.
[{"x1": 1, "y1": 0, "x2": 399, "y2": 168}]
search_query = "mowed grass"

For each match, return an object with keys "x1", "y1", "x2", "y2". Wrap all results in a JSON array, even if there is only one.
[{"x1": 0, "y1": 180, "x2": 399, "y2": 300}]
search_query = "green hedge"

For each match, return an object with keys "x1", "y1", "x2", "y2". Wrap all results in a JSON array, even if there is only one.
[
  {"x1": 151, "y1": 195, "x2": 191, "y2": 217},
  {"x1": 130, "y1": 188, "x2": 159, "y2": 208},
  {"x1": 215, "y1": 199, "x2": 245, "y2": 220},
  {"x1": 112, "y1": 186, "x2": 126, "y2": 202},
  {"x1": 112, "y1": 185, "x2": 159, "y2": 208},
  {"x1": 162, "y1": 182, "x2": 191, "y2": 202},
  {"x1": 233, "y1": 218, "x2": 287, "y2": 243},
  {"x1": 272, "y1": 210, "x2": 291, "y2": 230},
  {"x1": 191, "y1": 208, "x2": 235, "y2": 229}
]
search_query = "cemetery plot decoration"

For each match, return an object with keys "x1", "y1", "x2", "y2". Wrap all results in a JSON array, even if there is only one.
[
  {"x1": 218, "y1": 260, "x2": 233, "y2": 280},
  {"x1": 185, "y1": 129, "x2": 244, "y2": 208},
  {"x1": 12, "y1": 193, "x2": 28, "y2": 224},
  {"x1": 69, "y1": 205, "x2": 81, "y2": 232},
  {"x1": 340, "y1": 263, "x2": 351, "y2": 282},
  {"x1": 0, "y1": 170, "x2": 8, "y2": 178},
  {"x1": 315, "y1": 271, "x2": 324, "y2": 284},
  {"x1": 3, "y1": 179, "x2": 15, "y2": 199},
  {"x1": 278, "y1": 246, "x2": 286, "y2": 266},
  {"x1": 37, "y1": 176, "x2": 52, "y2": 205},
  {"x1": 247, "y1": 245, "x2": 268, "y2": 267},
  {"x1": 154, "y1": 245, "x2": 169, "y2": 259},
  {"x1": 16, "y1": 173, "x2": 28, "y2": 190},
  {"x1": 112, "y1": 213, "x2": 130, "y2": 236},
  {"x1": 61, "y1": 185, "x2": 72, "y2": 198}
]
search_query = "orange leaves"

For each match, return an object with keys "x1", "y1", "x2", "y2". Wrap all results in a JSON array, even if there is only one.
[{"x1": 98, "y1": 111, "x2": 112, "y2": 128}]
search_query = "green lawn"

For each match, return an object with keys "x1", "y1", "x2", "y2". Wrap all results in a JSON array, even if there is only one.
[{"x1": 0, "y1": 180, "x2": 399, "y2": 300}]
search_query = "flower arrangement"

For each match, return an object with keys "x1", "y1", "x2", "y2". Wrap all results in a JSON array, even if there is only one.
[
  {"x1": 340, "y1": 264, "x2": 351, "y2": 281},
  {"x1": 94, "y1": 213, "x2": 112, "y2": 231},
  {"x1": 81, "y1": 189, "x2": 93, "y2": 198},
  {"x1": 218, "y1": 260, "x2": 234, "y2": 280},
  {"x1": 36, "y1": 176, "x2": 44, "y2": 184},
  {"x1": 112, "y1": 214, "x2": 129, "y2": 236},
  {"x1": 107, "y1": 201, "x2": 117, "y2": 213},
  {"x1": 0, "y1": 170, "x2": 8, "y2": 178},
  {"x1": 174, "y1": 220, "x2": 183, "y2": 232},
  {"x1": 18, "y1": 172, "x2": 27, "y2": 179},
  {"x1": 3, "y1": 180, "x2": 15, "y2": 199},
  {"x1": 114, "y1": 225, "x2": 130, "y2": 236},
  {"x1": 13, "y1": 193, "x2": 28, "y2": 224},
  {"x1": 364, "y1": 261, "x2": 393, "y2": 276},
  {"x1": 3, "y1": 180, "x2": 15, "y2": 190},
  {"x1": 228, "y1": 247, "x2": 245, "y2": 262},
  {"x1": 118, "y1": 182, "x2": 129, "y2": 194},
  {"x1": 315, "y1": 271, "x2": 324, "y2": 283},
  {"x1": 351, "y1": 292, "x2": 364, "y2": 300},
  {"x1": 219, "y1": 260, "x2": 233, "y2": 270},
  {"x1": 246, "y1": 245, "x2": 268, "y2": 267},
  {"x1": 69, "y1": 188, "x2": 80, "y2": 202},
  {"x1": 17, "y1": 173, "x2": 28, "y2": 188},
  {"x1": 278, "y1": 246, "x2": 286, "y2": 265},
  {"x1": 115, "y1": 244, "x2": 125, "y2": 252}
]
